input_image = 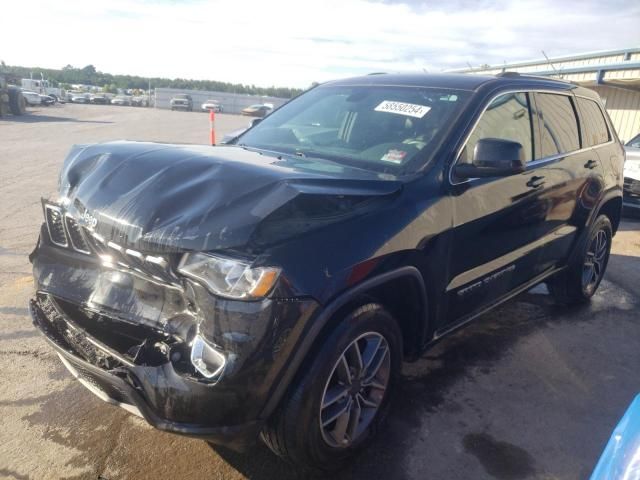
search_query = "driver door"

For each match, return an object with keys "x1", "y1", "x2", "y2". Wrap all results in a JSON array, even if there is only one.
[{"x1": 446, "y1": 91, "x2": 553, "y2": 321}]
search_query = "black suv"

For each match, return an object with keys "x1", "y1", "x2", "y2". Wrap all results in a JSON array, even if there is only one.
[
  {"x1": 29, "y1": 73, "x2": 623, "y2": 472},
  {"x1": 170, "y1": 93, "x2": 193, "y2": 111}
]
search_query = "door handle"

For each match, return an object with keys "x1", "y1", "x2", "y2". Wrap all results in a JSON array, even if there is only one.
[
  {"x1": 526, "y1": 175, "x2": 545, "y2": 188},
  {"x1": 584, "y1": 159, "x2": 598, "y2": 169}
]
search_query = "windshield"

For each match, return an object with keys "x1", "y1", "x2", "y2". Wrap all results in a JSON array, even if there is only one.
[{"x1": 238, "y1": 85, "x2": 469, "y2": 173}]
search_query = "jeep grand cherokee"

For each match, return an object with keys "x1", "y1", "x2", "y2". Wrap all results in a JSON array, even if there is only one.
[{"x1": 29, "y1": 72, "x2": 624, "y2": 472}]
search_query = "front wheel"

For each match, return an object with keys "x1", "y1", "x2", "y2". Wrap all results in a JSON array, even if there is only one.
[
  {"x1": 548, "y1": 214, "x2": 612, "y2": 305},
  {"x1": 261, "y1": 303, "x2": 402, "y2": 473}
]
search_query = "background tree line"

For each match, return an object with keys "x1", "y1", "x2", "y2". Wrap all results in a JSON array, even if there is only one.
[{"x1": 0, "y1": 63, "x2": 304, "y2": 98}]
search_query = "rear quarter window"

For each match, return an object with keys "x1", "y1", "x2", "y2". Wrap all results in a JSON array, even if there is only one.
[
  {"x1": 576, "y1": 97, "x2": 611, "y2": 147},
  {"x1": 534, "y1": 93, "x2": 580, "y2": 158}
]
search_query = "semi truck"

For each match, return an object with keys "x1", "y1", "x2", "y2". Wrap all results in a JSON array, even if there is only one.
[{"x1": 21, "y1": 78, "x2": 66, "y2": 102}]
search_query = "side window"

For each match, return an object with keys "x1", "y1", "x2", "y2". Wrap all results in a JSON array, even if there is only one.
[
  {"x1": 534, "y1": 93, "x2": 580, "y2": 157},
  {"x1": 461, "y1": 92, "x2": 534, "y2": 163},
  {"x1": 576, "y1": 97, "x2": 611, "y2": 147}
]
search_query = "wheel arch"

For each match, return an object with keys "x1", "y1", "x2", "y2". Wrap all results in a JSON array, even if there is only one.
[
  {"x1": 597, "y1": 194, "x2": 622, "y2": 235},
  {"x1": 568, "y1": 190, "x2": 622, "y2": 267},
  {"x1": 260, "y1": 266, "x2": 428, "y2": 421}
]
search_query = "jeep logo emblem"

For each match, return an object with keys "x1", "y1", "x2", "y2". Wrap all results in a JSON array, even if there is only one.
[{"x1": 78, "y1": 211, "x2": 98, "y2": 229}]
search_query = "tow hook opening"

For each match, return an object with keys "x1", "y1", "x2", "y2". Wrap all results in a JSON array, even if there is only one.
[{"x1": 190, "y1": 335, "x2": 226, "y2": 379}]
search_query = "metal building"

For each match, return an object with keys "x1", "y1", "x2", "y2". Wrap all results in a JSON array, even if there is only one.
[
  {"x1": 452, "y1": 47, "x2": 640, "y2": 142},
  {"x1": 154, "y1": 88, "x2": 289, "y2": 115}
]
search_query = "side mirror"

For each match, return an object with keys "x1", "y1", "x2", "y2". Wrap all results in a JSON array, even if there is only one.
[
  {"x1": 454, "y1": 138, "x2": 526, "y2": 178},
  {"x1": 249, "y1": 118, "x2": 262, "y2": 128}
]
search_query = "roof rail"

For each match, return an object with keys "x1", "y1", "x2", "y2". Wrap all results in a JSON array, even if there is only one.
[
  {"x1": 367, "y1": 72, "x2": 387, "y2": 75},
  {"x1": 495, "y1": 71, "x2": 579, "y2": 86}
]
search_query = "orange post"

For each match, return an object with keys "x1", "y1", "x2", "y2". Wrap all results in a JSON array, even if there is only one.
[{"x1": 209, "y1": 110, "x2": 216, "y2": 146}]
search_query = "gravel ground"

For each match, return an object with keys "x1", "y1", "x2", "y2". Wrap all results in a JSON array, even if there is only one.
[{"x1": 1, "y1": 104, "x2": 639, "y2": 480}]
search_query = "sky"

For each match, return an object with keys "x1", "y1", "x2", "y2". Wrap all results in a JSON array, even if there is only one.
[{"x1": 2, "y1": 0, "x2": 639, "y2": 88}]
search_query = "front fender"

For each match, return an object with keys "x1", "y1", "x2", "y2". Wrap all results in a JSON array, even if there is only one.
[{"x1": 258, "y1": 265, "x2": 428, "y2": 420}]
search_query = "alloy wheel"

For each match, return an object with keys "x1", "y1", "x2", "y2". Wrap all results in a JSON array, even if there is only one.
[
  {"x1": 319, "y1": 332, "x2": 391, "y2": 448},
  {"x1": 582, "y1": 229, "x2": 608, "y2": 294}
]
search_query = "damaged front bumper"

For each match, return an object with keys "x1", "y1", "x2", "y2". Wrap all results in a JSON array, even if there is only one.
[
  {"x1": 30, "y1": 231, "x2": 319, "y2": 450},
  {"x1": 29, "y1": 294, "x2": 260, "y2": 448}
]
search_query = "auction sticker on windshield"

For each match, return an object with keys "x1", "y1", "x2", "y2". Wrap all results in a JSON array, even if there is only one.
[
  {"x1": 375, "y1": 101, "x2": 431, "y2": 118},
  {"x1": 380, "y1": 149, "x2": 407, "y2": 164}
]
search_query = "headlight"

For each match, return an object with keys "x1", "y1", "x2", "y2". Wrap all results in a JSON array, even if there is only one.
[{"x1": 178, "y1": 252, "x2": 280, "y2": 299}]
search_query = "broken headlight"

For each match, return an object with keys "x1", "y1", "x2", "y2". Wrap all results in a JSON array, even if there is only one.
[{"x1": 177, "y1": 252, "x2": 280, "y2": 300}]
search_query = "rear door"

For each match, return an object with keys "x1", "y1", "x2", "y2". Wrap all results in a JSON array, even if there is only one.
[{"x1": 531, "y1": 92, "x2": 605, "y2": 269}]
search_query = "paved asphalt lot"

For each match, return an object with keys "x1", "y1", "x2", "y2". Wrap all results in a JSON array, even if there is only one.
[{"x1": 1, "y1": 104, "x2": 639, "y2": 480}]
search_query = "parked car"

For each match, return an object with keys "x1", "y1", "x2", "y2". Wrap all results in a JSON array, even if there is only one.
[
  {"x1": 90, "y1": 94, "x2": 109, "y2": 105},
  {"x1": 170, "y1": 94, "x2": 193, "y2": 111},
  {"x1": 623, "y1": 133, "x2": 640, "y2": 214},
  {"x1": 29, "y1": 73, "x2": 623, "y2": 473},
  {"x1": 70, "y1": 92, "x2": 90, "y2": 104},
  {"x1": 590, "y1": 394, "x2": 640, "y2": 479},
  {"x1": 21, "y1": 90, "x2": 41, "y2": 106},
  {"x1": 111, "y1": 95, "x2": 132, "y2": 106},
  {"x1": 627, "y1": 133, "x2": 640, "y2": 149},
  {"x1": 131, "y1": 96, "x2": 149, "y2": 107},
  {"x1": 241, "y1": 103, "x2": 272, "y2": 117},
  {"x1": 201, "y1": 99, "x2": 223, "y2": 112}
]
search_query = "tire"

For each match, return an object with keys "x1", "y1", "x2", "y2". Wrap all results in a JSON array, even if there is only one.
[
  {"x1": 548, "y1": 214, "x2": 612, "y2": 305},
  {"x1": 8, "y1": 88, "x2": 26, "y2": 115},
  {"x1": 261, "y1": 303, "x2": 402, "y2": 473}
]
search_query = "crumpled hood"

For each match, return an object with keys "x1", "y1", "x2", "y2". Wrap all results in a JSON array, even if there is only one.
[{"x1": 56, "y1": 141, "x2": 401, "y2": 252}]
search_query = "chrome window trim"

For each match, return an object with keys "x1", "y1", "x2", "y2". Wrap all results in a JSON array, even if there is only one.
[
  {"x1": 448, "y1": 88, "x2": 611, "y2": 187},
  {"x1": 44, "y1": 204, "x2": 69, "y2": 248}
]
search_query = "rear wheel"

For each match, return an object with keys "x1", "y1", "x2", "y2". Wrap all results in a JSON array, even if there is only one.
[
  {"x1": 8, "y1": 88, "x2": 26, "y2": 115},
  {"x1": 548, "y1": 214, "x2": 612, "y2": 305},
  {"x1": 261, "y1": 303, "x2": 402, "y2": 473}
]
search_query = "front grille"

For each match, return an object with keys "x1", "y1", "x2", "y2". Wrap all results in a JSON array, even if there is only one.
[
  {"x1": 65, "y1": 216, "x2": 91, "y2": 254},
  {"x1": 42, "y1": 201, "x2": 176, "y2": 284},
  {"x1": 45, "y1": 205, "x2": 67, "y2": 247},
  {"x1": 82, "y1": 233, "x2": 175, "y2": 283}
]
